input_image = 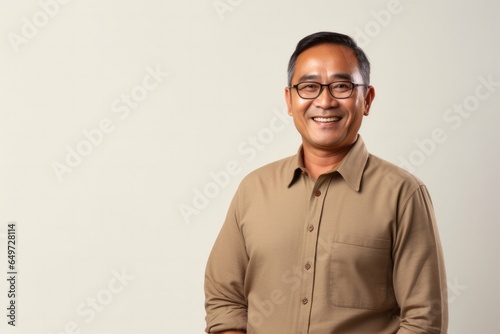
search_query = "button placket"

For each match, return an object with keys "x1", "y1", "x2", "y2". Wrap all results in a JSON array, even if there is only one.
[
  {"x1": 297, "y1": 179, "x2": 330, "y2": 332},
  {"x1": 298, "y1": 175, "x2": 334, "y2": 332}
]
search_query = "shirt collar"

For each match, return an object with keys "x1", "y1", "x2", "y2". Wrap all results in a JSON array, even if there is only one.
[{"x1": 288, "y1": 135, "x2": 369, "y2": 192}]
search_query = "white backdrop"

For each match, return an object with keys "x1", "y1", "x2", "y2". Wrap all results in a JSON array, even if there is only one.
[{"x1": 1, "y1": 0, "x2": 499, "y2": 333}]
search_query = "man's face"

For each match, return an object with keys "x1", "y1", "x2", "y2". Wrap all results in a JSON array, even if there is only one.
[{"x1": 285, "y1": 43, "x2": 375, "y2": 153}]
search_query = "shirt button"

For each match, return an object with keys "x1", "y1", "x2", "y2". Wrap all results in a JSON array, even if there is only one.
[
  {"x1": 301, "y1": 297, "x2": 308, "y2": 305},
  {"x1": 315, "y1": 190, "x2": 321, "y2": 197},
  {"x1": 304, "y1": 262, "x2": 311, "y2": 270},
  {"x1": 307, "y1": 225, "x2": 314, "y2": 232}
]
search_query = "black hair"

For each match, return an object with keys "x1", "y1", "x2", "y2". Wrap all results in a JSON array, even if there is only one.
[{"x1": 287, "y1": 31, "x2": 371, "y2": 86}]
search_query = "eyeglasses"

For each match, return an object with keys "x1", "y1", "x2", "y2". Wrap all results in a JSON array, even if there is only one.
[{"x1": 290, "y1": 81, "x2": 369, "y2": 99}]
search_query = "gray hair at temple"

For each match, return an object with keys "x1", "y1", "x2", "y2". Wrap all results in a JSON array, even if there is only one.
[{"x1": 287, "y1": 31, "x2": 371, "y2": 86}]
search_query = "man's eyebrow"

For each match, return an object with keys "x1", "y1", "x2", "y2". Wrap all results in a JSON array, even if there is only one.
[{"x1": 296, "y1": 73, "x2": 353, "y2": 83}]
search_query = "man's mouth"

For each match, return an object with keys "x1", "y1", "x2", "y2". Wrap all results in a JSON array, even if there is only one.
[{"x1": 312, "y1": 116, "x2": 341, "y2": 123}]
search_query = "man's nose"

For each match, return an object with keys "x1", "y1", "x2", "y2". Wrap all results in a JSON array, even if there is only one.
[{"x1": 313, "y1": 86, "x2": 339, "y2": 109}]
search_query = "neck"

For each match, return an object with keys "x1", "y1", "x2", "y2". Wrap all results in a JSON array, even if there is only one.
[{"x1": 302, "y1": 142, "x2": 356, "y2": 180}]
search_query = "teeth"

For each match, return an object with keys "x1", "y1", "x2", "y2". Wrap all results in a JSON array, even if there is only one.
[{"x1": 313, "y1": 116, "x2": 340, "y2": 122}]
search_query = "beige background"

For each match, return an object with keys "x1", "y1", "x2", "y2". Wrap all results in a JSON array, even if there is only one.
[{"x1": 1, "y1": 0, "x2": 499, "y2": 333}]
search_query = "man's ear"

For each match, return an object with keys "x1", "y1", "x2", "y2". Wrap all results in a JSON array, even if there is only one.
[
  {"x1": 363, "y1": 86, "x2": 376, "y2": 116},
  {"x1": 285, "y1": 86, "x2": 293, "y2": 116}
]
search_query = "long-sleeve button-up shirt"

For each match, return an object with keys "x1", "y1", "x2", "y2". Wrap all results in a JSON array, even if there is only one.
[{"x1": 204, "y1": 136, "x2": 448, "y2": 334}]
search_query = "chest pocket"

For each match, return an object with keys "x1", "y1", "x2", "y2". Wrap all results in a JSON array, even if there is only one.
[{"x1": 329, "y1": 233, "x2": 392, "y2": 309}]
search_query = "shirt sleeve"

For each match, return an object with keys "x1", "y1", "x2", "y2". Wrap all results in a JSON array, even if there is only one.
[
  {"x1": 393, "y1": 185, "x2": 448, "y2": 334},
  {"x1": 204, "y1": 190, "x2": 249, "y2": 333}
]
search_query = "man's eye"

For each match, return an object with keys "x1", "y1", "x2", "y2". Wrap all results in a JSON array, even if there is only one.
[
  {"x1": 332, "y1": 82, "x2": 352, "y2": 90},
  {"x1": 300, "y1": 84, "x2": 319, "y2": 91}
]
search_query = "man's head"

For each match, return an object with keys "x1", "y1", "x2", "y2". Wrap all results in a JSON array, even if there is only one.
[
  {"x1": 287, "y1": 31, "x2": 371, "y2": 87},
  {"x1": 285, "y1": 32, "x2": 375, "y2": 154}
]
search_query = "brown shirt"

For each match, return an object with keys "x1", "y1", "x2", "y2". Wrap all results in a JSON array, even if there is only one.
[{"x1": 205, "y1": 137, "x2": 448, "y2": 334}]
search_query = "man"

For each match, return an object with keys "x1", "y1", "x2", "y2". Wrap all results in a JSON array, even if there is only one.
[{"x1": 204, "y1": 31, "x2": 448, "y2": 334}]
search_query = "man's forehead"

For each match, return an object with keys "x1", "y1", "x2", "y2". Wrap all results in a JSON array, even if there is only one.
[
  {"x1": 297, "y1": 43, "x2": 358, "y2": 66},
  {"x1": 294, "y1": 44, "x2": 361, "y2": 81}
]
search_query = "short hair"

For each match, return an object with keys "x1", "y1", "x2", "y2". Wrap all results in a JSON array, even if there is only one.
[{"x1": 287, "y1": 31, "x2": 371, "y2": 86}]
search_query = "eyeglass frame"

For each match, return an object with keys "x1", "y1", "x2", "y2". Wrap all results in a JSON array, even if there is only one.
[{"x1": 289, "y1": 81, "x2": 370, "y2": 100}]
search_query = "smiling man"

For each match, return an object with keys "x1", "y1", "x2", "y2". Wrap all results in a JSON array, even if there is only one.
[{"x1": 204, "y1": 32, "x2": 448, "y2": 334}]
